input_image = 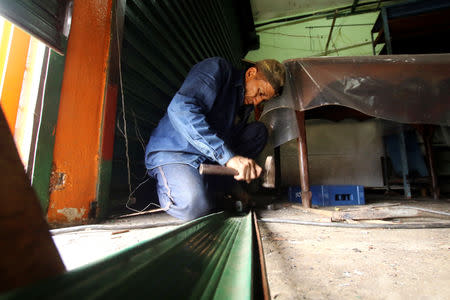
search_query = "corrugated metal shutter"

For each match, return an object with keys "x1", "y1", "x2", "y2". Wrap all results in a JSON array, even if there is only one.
[
  {"x1": 110, "y1": 0, "x2": 258, "y2": 212},
  {"x1": 0, "y1": 0, "x2": 71, "y2": 54}
]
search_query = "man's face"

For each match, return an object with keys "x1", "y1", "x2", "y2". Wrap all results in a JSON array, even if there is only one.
[{"x1": 244, "y1": 67, "x2": 276, "y2": 106}]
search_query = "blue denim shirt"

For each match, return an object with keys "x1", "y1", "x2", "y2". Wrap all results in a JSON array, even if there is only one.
[{"x1": 145, "y1": 57, "x2": 247, "y2": 170}]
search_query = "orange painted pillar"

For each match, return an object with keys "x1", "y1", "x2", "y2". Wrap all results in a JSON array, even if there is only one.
[
  {"x1": 0, "y1": 21, "x2": 13, "y2": 92},
  {"x1": 0, "y1": 26, "x2": 30, "y2": 135},
  {"x1": 47, "y1": 0, "x2": 113, "y2": 223}
]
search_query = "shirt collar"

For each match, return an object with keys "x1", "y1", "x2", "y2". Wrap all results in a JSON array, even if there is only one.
[
  {"x1": 233, "y1": 69, "x2": 245, "y2": 87},
  {"x1": 232, "y1": 69, "x2": 245, "y2": 106}
]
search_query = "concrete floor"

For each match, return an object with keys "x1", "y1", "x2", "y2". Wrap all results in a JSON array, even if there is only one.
[
  {"x1": 257, "y1": 199, "x2": 450, "y2": 300},
  {"x1": 53, "y1": 198, "x2": 450, "y2": 299},
  {"x1": 259, "y1": 223, "x2": 449, "y2": 300}
]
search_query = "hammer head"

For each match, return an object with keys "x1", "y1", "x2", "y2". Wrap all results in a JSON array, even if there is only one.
[{"x1": 262, "y1": 156, "x2": 275, "y2": 188}]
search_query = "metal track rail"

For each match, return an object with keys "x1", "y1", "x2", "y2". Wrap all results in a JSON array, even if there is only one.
[{"x1": 1, "y1": 211, "x2": 269, "y2": 299}]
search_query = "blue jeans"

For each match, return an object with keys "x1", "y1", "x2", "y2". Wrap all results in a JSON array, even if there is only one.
[{"x1": 149, "y1": 122, "x2": 267, "y2": 220}]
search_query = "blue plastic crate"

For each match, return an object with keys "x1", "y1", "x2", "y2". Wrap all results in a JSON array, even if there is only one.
[
  {"x1": 288, "y1": 185, "x2": 365, "y2": 206},
  {"x1": 288, "y1": 186, "x2": 327, "y2": 206}
]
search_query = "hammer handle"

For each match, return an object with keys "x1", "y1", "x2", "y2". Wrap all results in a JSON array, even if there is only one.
[{"x1": 199, "y1": 164, "x2": 238, "y2": 176}]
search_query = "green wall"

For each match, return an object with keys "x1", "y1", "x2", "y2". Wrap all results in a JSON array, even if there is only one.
[{"x1": 246, "y1": 12, "x2": 384, "y2": 62}]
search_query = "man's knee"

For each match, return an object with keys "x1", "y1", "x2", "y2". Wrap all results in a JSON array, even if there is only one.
[
  {"x1": 170, "y1": 189, "x2": 211, "y2": 221},
  {"x1": 151, "y1": 164, "x2": 212, "y2": 221}
]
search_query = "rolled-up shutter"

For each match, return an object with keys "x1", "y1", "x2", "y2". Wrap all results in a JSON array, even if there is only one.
[{"x1": 0, "y1": 0, "x2": 72, "y2": 54}]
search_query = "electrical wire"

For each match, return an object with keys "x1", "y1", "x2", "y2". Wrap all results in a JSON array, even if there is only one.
[
  {"x1": 262, "y1": 31, "x2": 325, "y2": 39},
  {"x1": 132, "y1": 109, "x2": 147, "y2": 152},
  {"x1": 116, "y1": 13, "x2": 132, "y2": 200},
  {"x1": 260, "y1": 43, "x2": 313, "y2": 52},
  {"x1": 305, "y1": 23, "x2": 374, "y2": 29},
  {"x1": 124, "y1": 177, "x2": 161, "y2": 213},
  {"x1": 115, "y1": 8, "x2": 160, "y2": 214},
  {"x1": 258, "y1": 218, "x2": 450, "y2": 229}
]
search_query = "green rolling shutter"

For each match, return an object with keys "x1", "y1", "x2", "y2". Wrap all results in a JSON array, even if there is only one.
[
  {"x1": 0, "y1": 0, "x2": 72, "y2": 54},
  {"x1": 109, "y1": 0, "x2": 258, "y2": 214}
]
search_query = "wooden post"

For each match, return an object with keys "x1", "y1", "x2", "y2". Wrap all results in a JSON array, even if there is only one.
[{"x1": 296, "y1": 111, "x2": 312, "y2": 208}]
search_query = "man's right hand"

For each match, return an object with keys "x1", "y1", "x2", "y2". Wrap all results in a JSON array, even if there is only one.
[{"x1": 225, "y1": 155, "x2": 262, "y2": 183}]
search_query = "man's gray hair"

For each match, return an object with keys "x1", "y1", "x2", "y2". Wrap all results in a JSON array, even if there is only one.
[{"x1": 255, "y1": 59, "x2": 286, "y2": 96}]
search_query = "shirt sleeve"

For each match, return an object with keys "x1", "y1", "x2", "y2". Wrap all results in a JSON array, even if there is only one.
[{"x1": 166, "y1": 59, "x2": 235, "y2": 165}]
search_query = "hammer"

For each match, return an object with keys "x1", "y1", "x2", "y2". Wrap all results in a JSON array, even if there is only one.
[{"x1": 199, "y1": 156, "x2": 275, "y2": 188}]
